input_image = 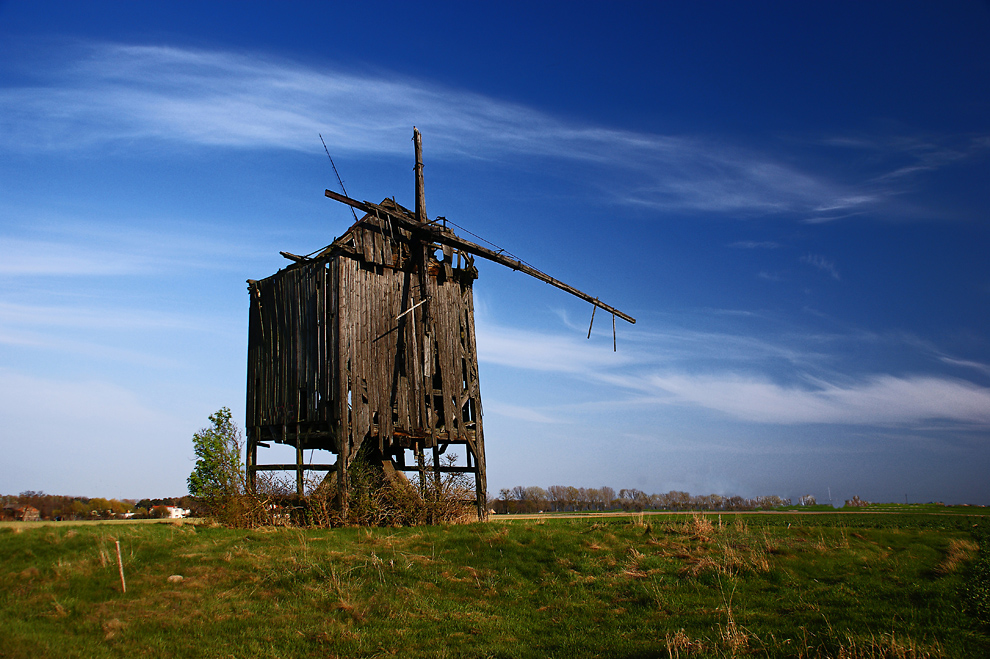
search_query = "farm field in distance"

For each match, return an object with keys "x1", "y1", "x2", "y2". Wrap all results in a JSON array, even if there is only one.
[{"x1": 2, "y1": 511, "x2": 989, "y2": 658}]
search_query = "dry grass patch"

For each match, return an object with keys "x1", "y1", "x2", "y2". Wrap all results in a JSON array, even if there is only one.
[
  {"x1": 677, "y1": 538, "x2": 772, "y2": 578},
  {"x1": 665, "y1": 628, "x2": 706, "y2": 657},
  {"x1": 935, "y1": 538, "x2": 978, "y2": 575},
  {"x1": 689, "y1": 514, "x2": 715, "y2": 541},
  {"x1": 332, "y1": 597, "x2": 368, "y2": 622},
  {"x1": 101, "y1": 618, "x2": 126, "y2": 641},
  {"x1": 831, "y1": 632, "x2": 944, "y2": 659},
  {"x1": 485, "y1": 526, "x2": 509, "y2": 545}
]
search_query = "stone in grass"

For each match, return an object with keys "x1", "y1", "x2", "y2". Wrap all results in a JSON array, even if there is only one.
[{"x1": 167, "y1": 575, "x2": 184, "y2": 583}]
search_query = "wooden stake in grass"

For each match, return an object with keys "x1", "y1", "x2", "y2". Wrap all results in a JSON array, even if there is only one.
[{"x1": 114, "y1": 539, "x2": 126, "y2": 593}]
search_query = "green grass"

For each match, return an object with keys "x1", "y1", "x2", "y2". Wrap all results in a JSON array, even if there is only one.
[
  {"x1": 1, "y1": 514, "x2": 988, "y2": 658},
  {"x1": 773, "y1": 504, "x2": 841, "y2": 512},
  {"x1": 0, "y1": 518, "x2": 204, "y2": 530},
  {"x1": 854, "y1": 503, "x2": 990, "y2": 515}
]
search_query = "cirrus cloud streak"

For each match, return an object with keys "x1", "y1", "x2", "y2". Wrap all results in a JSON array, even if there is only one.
[
  {"x1": 645, "y1": 373, "x2": 990, "y2": 426},
  {"x1": 0, "y1": 41, "x2": 944, "y2": 219},
  {"x1": 477, "y1": 318, "x2": 990, "y2": 428}
]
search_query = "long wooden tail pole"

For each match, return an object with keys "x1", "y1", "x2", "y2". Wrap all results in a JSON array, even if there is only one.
[
  {"x1": 325, "y1": 189, "x2": 636, "y2": 325},
  {"x1": 413, "y1": 127, "x2": 426, "y2": 224}
]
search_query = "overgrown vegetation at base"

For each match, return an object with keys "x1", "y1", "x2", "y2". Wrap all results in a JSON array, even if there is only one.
[
  {"x1": 197, "y1": 456, "x2": 477, "y2": 529},
  {"x1": 2, "y1": 513, "x2": 988, "y2": 658},
  {"x1": 284, "y1": 458, "x2": 477, "y2": 528},
  {"x1": 320, "y1": 458, "x2": 477, "y2": 528},
  {"x1": 186, "y1": 408, "x2": 476, "y2": 529}
]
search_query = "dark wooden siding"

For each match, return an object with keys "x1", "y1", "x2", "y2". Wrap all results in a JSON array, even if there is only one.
[{"x1": 247, "y1": 214, "x2": 485, "y2": 498}]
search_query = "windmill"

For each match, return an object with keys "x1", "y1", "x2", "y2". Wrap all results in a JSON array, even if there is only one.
[{"x1": 245, "y1": 128, "x2": 634, "y2": 519}]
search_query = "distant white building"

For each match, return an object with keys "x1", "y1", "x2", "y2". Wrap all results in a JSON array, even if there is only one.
[{"x1": 165, "y1": 506, "x2": 191, "y2": 519}]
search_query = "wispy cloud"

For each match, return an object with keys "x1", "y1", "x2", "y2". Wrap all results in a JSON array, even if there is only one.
[
  {"x1": 0, "y1": 296, "x2": 242, "y2": 369},
  {"x1": 484, "y1": 400, "x2": 560, "y2": 424},
  {"x1": 0, "y1": 326, "x2": 183, "y2": 369},
  {"x1": 476, "y1": 317, "x2": 990, "y2": 428},
  {"x1": 645, "y1": 373, "x2": 990, "y2": 425},
  {"x1": 801, "y1": 253, "x2": 840, "y2": 280},
  {"x1": 0, "y1": 221, "x2": 267, "y2": 277},
  {"x1": 476, "y1": 323, "x2": 632, "y2": 374},
  {"x1": 800, "y1": 211, "x2": 866, "y2": 225},
  {"x1": 0, "y1": 41, "x2": 915, "y2": 219},
  {"x1": 812, "y1": 133, "x2": 990, "y2": 222},
  {"x1": 730, "y1": 241, "x2": 781, "y2": 249},
  {"x1": 0, "y1": 237, "x2": 155, "y2": 276},
  {"x1": 896, "y1": 334, "x2": 990, "y2": 379},
  {"x1": 867, "y1": 136, "x2": 983, "y2": 183},
  {"x1": 938, "y1": 357, "x2": 990, "y2": 378},
  {"x1": 0, "y1": 301, "x2": 203, "y2": 332}
]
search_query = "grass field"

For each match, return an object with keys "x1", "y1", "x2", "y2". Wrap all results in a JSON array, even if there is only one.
[
  {"x1": 0, "y1": 518, "x2": 205, "y2": 530},
  {"x1": 2, "y1": 513, "x2": 988, "y2": 658}
]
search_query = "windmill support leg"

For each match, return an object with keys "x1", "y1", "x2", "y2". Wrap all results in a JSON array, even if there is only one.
[
  {"x1": 295, "y1": 425, "x2": 304, "y2": 497},
  {"x1": 476, "y1": 477, "x2": 486, "y2": 520},
  {"x1": 473, "y1": 449, "x2": 487, "y2": 521},
  {"x1": 336, "y1": 451, "x2": 348, "y2": 519},
  {"x1": 416, "y1": 442, "x2": 427, "y2": 495},
  {"x1": 246, "y1": 434, "x2": 257, "y2": 494}
]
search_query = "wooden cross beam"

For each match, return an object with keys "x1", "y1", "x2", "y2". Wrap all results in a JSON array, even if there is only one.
[{"x1": 324, "y1": 189, "x2": 636, "y2": 325}]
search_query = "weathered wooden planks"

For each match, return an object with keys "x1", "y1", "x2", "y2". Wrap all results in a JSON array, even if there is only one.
[{"x1": 247, "y1": 202, "x2": 488, "y2": 514}]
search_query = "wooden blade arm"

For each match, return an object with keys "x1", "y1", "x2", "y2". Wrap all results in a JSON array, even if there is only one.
[
  {"x1": 325, "y1": 189, "x2": 636, "y2": 324},
  {"x1": 325, "y1": 189, "x2": 410, "y2": 220},
  {"x1": 426, "y1": 230, "x2": 636, "y2": 325}
]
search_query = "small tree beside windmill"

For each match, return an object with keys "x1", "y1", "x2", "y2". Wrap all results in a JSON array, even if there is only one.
[{"x1": 245, "y1": 128, "x2": 634, "y2": 521}]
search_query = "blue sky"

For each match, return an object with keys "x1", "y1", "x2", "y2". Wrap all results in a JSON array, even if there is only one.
[{"x1": 1, "y1": 1, "x2": 988, "y2": 504}]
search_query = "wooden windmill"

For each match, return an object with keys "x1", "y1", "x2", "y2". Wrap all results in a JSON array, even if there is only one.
[{"x1": 245, "y1": 128, "x2": 634, "y2": 519}]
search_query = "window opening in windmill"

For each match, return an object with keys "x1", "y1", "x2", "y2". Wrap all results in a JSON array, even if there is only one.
[{"x1": 245, "y1": 127, "x2": 635, "y2": 520}]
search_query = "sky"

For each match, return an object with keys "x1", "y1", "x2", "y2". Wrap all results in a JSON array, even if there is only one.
[{"x1": 1, "y1": 1, "x2": 988, "y2": 505}]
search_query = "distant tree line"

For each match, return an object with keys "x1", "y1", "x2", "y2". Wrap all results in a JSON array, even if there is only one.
[
  {"x1": 1, "y1": 491, "x2": 193, "y2": 521},
  {"x1": 491, "y1": 485, "x2": 799, "y2": 514}
]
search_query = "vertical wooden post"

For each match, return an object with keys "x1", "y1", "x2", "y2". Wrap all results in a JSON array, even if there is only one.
[
  {"x1": 416, "y1": 441, "x2": 427, "y2": 495},
  {"x1": 413, "y1": 127, "x2": 426, "y2": 224},
  {"x1": 336, "y1": 449, "x2": 348, "y2": 519},
  {"x1": 432, "y1": 444, "x2": 441, "y2": 486},
  {"x1": 295, "y1": 424, "x2": 304, "y2": 497},
  {"x1": 115, "y1": 539, "x2": 126, "y2": 593},
  {"x1": 246, "y1": 432, "x2": 257, "y2": 494},
  {"x1": 474, "y1": 446, "x2": 487, "y2": 521}
]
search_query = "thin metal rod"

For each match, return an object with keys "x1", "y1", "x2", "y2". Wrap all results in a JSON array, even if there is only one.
[
  {"x1": 587, "y1": 299, "x2": 598, "y2": 339},
  {"x1": 321, "y1": 133, "x2": 358, "y2": 222},
  {"x1": 612, "y1": 313, "x2": 616, "y2": 352}
]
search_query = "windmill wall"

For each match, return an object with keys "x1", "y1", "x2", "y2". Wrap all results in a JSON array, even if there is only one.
[{"x1": 246, "y1": 203, "x2": 487, "y2": 517}]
